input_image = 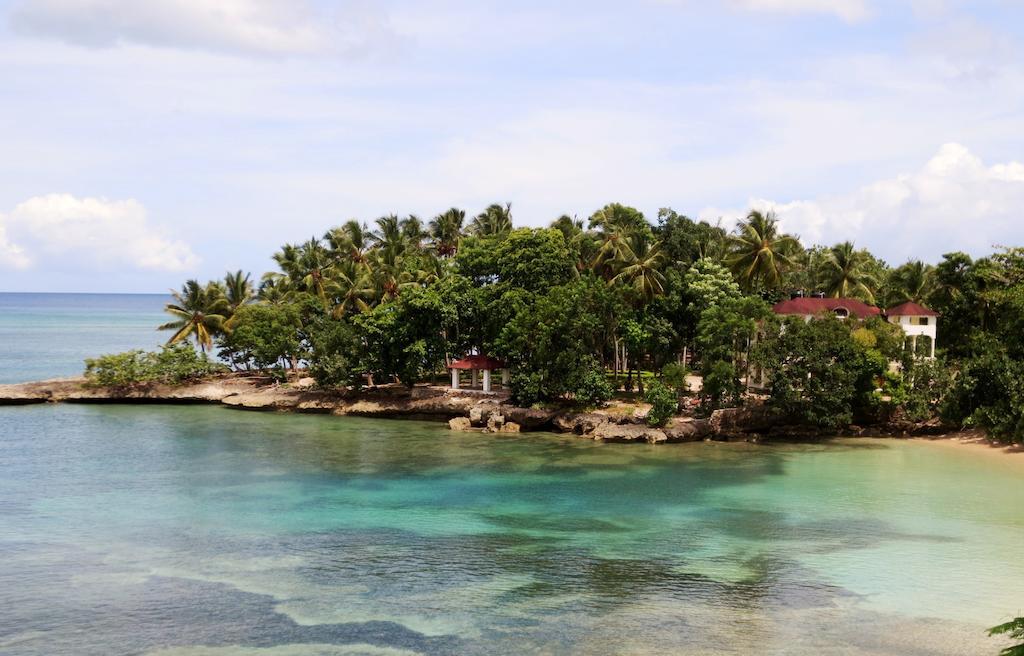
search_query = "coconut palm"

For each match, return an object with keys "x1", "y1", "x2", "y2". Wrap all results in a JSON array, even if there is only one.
[
  {"x1": 257, "y1": 273, "x2": 294, "y2": 305},
  {"x1": 325, "y1": 220, "x2": 372, "y2": 264},
  {"x1": 371, "y1": 214, "x2": 407, "y2": 256},
  {"x1": 159, "y1": 280, "x2": 230, "y2": 352},
  {"x1": 366, "y1": 248, "x2": 415, "y2": 302},
  {"x1": 551, "y1": 214, "x2": 593, "y2": 273},
  {"x1": 727, "y1": 210, "x2": 801, "y2": 291},
  {"x1": 328, "y1": 260, "x2": 372, "y2": 318},
  {"x1": 821, "y1": 241, "x2": 878, "y2": 302},
  {"x1": 470, "y1": 203, "x2": 513, "y2": 237},
  {"x1": 273, "y1": 239, "x2": 335, "y2": 304},
  {"x1": 611, "y1": 236, "x2": 667, "y2": 304},
  {"x1": 223, "y1": 270, "x2": 255, "y2": 312},
  {"x1": 888, "y1": 260, "x2": 934, "y2": 304},
  {"x1": 588, "y1": 203, "x2": 649, "y2": 237},
  {"x1": 401, "y1": 215, "x2": 429, "y2": 252},
  {"x1": 429, "y1": 208, "x2": 465, "y2": 257}
]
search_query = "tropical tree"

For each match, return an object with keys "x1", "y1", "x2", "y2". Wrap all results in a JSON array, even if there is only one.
[
  {"x1": 429, "y1": 207, "x2": 466, "y2": 257},
  {"x1": 325, "y1": 220, "x2": 372, "y2": 264},
  {"x1": 159, "y1": 280, "x2": 230, "y2": 352},
  {"x1": 821, "y1": 241, "x2": 878, "y2": 302},
  {"x1": 611, "y1": 235, "x2": 667, "y2": 304},
  {"x1": 887, "y1": 260, "x2": 934, "y2": 305},
  {"x1": 727, "y1": 210, "x2": 800, "y2": 292},
  {"x1": 273, "y1": 238, "x2": 336, "y2": 304},
  {"x1": 223, "y1": 270, "x2": 255, "y2": 313},
  {"x1": 372, "y1": 214, "x2": 407, "y2": 256},
  {"x1": 470, "y1": 203, "x2": 513, "y2": 237}
]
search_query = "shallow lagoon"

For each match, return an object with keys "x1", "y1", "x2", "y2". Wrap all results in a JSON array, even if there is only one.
[{"x1": 1, "y1": 404, "x2": 1022, "y2": 655}]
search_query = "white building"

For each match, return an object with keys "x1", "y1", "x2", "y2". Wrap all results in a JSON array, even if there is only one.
[{"x1": 884, "y1": 301, "x2": 938, "y2": 359}]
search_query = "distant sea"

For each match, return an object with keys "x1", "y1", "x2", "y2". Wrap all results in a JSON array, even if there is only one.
[{"x1": 0, "y1": 293, "x2": 169, "y2": 384}]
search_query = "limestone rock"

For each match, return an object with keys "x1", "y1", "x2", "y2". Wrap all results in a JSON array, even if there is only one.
[
  {"x1": 485, "y1": 413, "x2": 505, "y2": 432},
  {"x1": 709, "y1": 405, "x2": 780, "y2": 437},
  {"x1": 663, "y1": 418, "x2": 713, "y2": 442},
  {"x1": 448, "y1": 417, "x2": 472, "y2": 431},
  {"x1": 468, "y1": 406, "x2": 489, "y2": 426},
  {"x1": 591, "y1": 423, "x2": 667, "y2": 444},
  {"x1": 500, "y1": 422, "x2": 521, "y2": 433},
  {"x1": 551, "y1": 412, "x2": 608, "y2": 435}
]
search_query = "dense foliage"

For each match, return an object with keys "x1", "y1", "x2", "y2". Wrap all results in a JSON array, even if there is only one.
[
  {"x1": 84, "y1": 344, "x2": 226, "y2": 388},
  {"x1": 989, "y1": 617, "x2": 1024, "y2": 656},
  {"x1": 140, "y1": 202, "x2": 1024, "y2": 441}
]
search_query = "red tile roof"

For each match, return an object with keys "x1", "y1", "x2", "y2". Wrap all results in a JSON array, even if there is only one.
[
  {"x1": 449, "y1": 355, "x2": 507, "y2": 370},
  {"x1": 886, "y1": 301, "x2": 939, "y2": 317},
  {"x1": 772, "y1": 297, "x2": 881, "y2": 319}
]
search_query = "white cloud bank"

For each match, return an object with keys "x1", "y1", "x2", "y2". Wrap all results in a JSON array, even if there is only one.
[
  {"x1": 701, "y1": 144, "x2": 1024, "y2": 263},
  {"x1": 0, "y1": 194, "x2": 199, "y2": 272},
  {"x1": 8, "y1": 0, "x2": 392, "y2": 56}
]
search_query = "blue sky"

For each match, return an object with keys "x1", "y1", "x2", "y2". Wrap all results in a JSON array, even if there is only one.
[{"x1": 0, "y1": 0, "x2": 1022, "y2": 292}]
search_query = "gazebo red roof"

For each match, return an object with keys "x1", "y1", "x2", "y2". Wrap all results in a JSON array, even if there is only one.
[
  {"x1": 772, "y1": 297, "x2": 881, "y2": 319},
  {"x1": 886, "y1": 301, "x2": 939, "y2": 317},
  {"x1": 449, "y1": 355, "x2": 507, "y2": 370}
]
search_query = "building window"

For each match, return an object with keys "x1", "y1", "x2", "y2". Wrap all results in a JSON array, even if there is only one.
[{"x1": 834, "y1": 308, "x2": 849, "y2": 318}]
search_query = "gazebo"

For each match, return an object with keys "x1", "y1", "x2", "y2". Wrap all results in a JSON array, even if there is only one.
[{"x1": 449, "y1": 355, "x2": 508, "y2": 392}]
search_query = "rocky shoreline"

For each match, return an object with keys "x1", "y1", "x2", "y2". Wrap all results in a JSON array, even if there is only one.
[{"x1": 0, "y1": 375, "x2": 955, "y2": 444}]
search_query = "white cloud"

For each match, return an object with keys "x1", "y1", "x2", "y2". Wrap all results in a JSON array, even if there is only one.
[
  {"x1": 8, "y1": 0, "x2": 394, "y2": 57},
  {"x1": 0, "y1": 225, "x2": 31, "y2": 270},
  {"x1": 0, "y1": 194, "x2": 199, "y2": 272},
  {"x1": 700, "y1": 144, "x2": 1024, "y2": 263}
]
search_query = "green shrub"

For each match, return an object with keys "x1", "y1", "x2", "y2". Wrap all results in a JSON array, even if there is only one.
[
  {"x1": 644, "y1": 381, "x2": 678, "y2": 427},
  {"x1": 661, "y1": 362, "x2": 690, "y2": 394},
  {"x1": 84, "y1": 344, "x2": 226, "y2": 388},
  {"x1": 307, "y1": 316, "x2": 364, "y2": 389},
  {"x1": 569, "y1": 359, "x2": 613, "y2": 407},
  {"x1": 218, "y1": 303, "x2": 305, "y2": 372},
  {"x1": 699, "y1": 359, "x2": 741, "y2": 413}
]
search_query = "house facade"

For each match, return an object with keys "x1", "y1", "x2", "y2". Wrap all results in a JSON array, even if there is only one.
[
  {"x1": 884, "y1": 301, "x2": 938, "y2": 359},
  {"x1": 749, "y1": 295, "x2": 940, "y2": 390},
  {"x1": 769, "y1": 295, "x2": 938, "y2": 357}
]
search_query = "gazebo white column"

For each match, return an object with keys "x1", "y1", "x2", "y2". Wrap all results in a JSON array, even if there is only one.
[
  {"x1": 451, "y1": 368, "x2": 460, "y2": 389},
  {"x1": 483, "y1": 369, "x2": 492, "y2": 393},
  {"x1": 471, "y1": 369, "x2": 478, "y2": 389},
  {"x1": 501, "y1": 369, "x2": 509, "y2": 386}
]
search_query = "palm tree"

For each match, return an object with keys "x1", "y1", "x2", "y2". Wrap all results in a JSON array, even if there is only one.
[
  {"x1": 325, "y1": 220, "x2": 372, "y2": 264},
  {"x1": 159, "y1": 280, "x2": 230, "y2": 352},
  {"x1": 611, "y1": 236, "x2": 667, "y2": 304},
  {"x1": 821, "y1": 241, "x2": 878, "y2": 302},
  {"x1": 588, "y1": 203, "x2": 649, "y2": 237},
  {"x1": 888, "y1": 260, "x2": 934, "y2": 304},
  {"x1": 273, "y1": 238, "x2": 335, "y2": 304},
  {"x1": 366, "y1": 248, "x2": 415, "y2": 302},
  {"x1": 727, "y1": 210, "x2": 801, "y2": 291},
  {"x1": 429, "y1": 207, "x2": 465, "y2": 257},
  {"x1": 551, "y1": 214, "x2": 594, "y2": 273},
  {"x1": 257, "y1": 273, "x2": 294, "y2": 305},
  {"x1": 328, "y1": 260, "x2": 372, "y2": 318},
  {"x1": 470, "y1": 203, "x2": 513, "y2": 237},
  {"x1": 401, "y1": 215, "x2": 428, "y2": 252},
  {"x1": 223, "y1": 270, "x2": 255, "y2": 312},
  {"x1": 372, "y1": 214, "x2": 406, "y2": 257}
]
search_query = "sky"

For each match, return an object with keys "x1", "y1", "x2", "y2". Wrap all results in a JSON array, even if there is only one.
[{"x1": 0, "y1": 0, "x2": 1023, "y2": 292}]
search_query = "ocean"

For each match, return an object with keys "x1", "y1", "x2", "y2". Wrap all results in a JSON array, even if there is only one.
[
  {"x1": 0, "y1": 293, "x2": 169, "y2": 384},
  {"x1": 1, "y1": 293, "x2": 1023, "y2": 655}
]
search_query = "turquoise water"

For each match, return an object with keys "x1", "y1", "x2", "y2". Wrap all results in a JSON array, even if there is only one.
[
  {"x1": 0, "y1": 293, "x2": 168, "y2": 384},
  {"x1": 1, "y1": 404, "x2": 1023, "y2": 655}
]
